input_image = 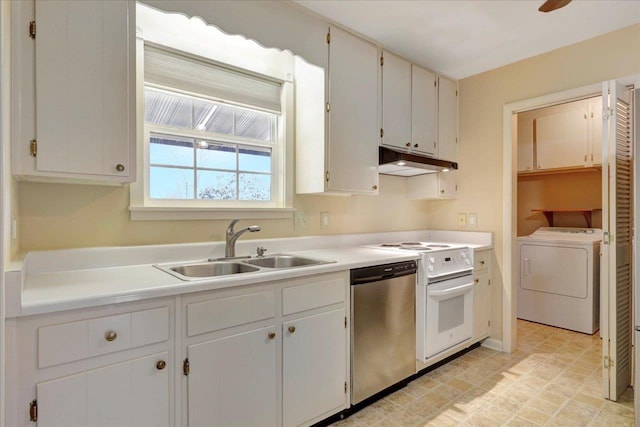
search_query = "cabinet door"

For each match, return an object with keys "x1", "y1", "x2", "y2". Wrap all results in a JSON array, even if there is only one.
[
  {"x1": 536, "y1": 99, "x2": 588, "y2": 170},
  {"x1": 473, "y1": 274, "x2": 491, "y2": 340},
  {"x1": 327, "y1": 26, "x2": 379, "y2": 194},
  {"x1": 187, "y1": 326, "x2": 277, "y2": 427},
  {"x1": 36, "y1": 352, "x2": 169, "y2": 427},
  {"x1": 381, "y1": 51, "x2": 412, "y2": 151},
  {"x1": 439, "y1": 170, "x2": 458, "y2": 198},
  {"x1": 517, "y1": 112, "x2": 535, "y2": 172},
  {"x1": 589, "y1": 96, "x2": 603, "y2": 166},
  {"x1": 35, "y1": 0, "x2": 134, "y2": 180},
  {"x1": 411, "y1": 65, "x2": 437, "y2": 156},
  {"x1": 283, "y1": 309, "x2": 347, "y2": 427},
  {"x1": 437, "y1": 76, "x2": 458, "y2": 162}
]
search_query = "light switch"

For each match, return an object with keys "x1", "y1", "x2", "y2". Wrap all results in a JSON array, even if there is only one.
[
  {"x1": 468, "y1": 213, "x2": 478, "y2": 228},
  {"x1": 320, "y1": 212, "x2": 330, "y2": 228}
]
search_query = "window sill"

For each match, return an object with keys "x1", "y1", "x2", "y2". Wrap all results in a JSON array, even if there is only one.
[{"x1": 129, "y1": 206, "x2": 296, "y2": 221}]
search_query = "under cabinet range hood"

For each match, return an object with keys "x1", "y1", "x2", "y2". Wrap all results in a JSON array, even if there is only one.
[{"x1": 378, "y1": 146, "x2": 458, "y2": 176}]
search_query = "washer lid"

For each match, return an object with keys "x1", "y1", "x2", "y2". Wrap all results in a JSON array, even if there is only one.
[{"x1": 520, "y1": 227, "x2": 603, "y2": 243}]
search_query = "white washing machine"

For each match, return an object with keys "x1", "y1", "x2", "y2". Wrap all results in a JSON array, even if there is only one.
[{"x1": 518, "y1": 227, "x2": 602, "y2": 334}]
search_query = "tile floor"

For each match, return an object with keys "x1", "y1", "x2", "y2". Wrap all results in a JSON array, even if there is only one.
[{"x1": 333, "y1": 320, "x2": 635, "y2": 426}]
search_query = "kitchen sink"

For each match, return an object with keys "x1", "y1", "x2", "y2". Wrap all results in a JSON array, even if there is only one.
[
  {"x1": 155, "y1": 261, "x2": 260, "y2": 280},
  {"x1": 242, "y1": 254, "x2": 333, "y2": 269}
]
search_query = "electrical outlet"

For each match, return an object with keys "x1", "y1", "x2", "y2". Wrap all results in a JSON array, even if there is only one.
[
  {"x1": 457, "y1": 213, "x2": 467, "y2": 228},
  {"x1": 468, "y1": 213, "x2": 478, "y2": 228},
  {"x1": 320, "y1": 212, "x2": 330, "y2": 228},
  {"x1": 294, "y1": 211, "x2": 308, "y2": 230}
]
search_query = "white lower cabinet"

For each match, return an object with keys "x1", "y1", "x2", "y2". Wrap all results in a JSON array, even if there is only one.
[
  {"x1": 187, "y1": 326, "x2": 277, "y2": 427},
  {"x1": 473, "y1": 250, "x2": 492, "y2": 341},
  {"x1": 36, "y1": 351, "x2": 170, "y2": 427},
  {"x1": 183, "y1": 272, "x2": 349, "y2": 427},
  {"x1": 283, "y1": 309, "x2": 347, "y2": 427}
]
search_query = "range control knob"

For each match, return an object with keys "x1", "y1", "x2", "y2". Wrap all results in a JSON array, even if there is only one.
[
  {"x1": 428, "y1": 265, "x2": 434, "y2": 272},
  {"x1": 461, "y1": 252, "x2": 467, "y2": 258},
  {"x1": 428, "y1": 257, "x2": 435, "y2": 263}
]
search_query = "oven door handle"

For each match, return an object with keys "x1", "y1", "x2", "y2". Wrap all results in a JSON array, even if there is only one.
[{"x1": 427, "y1": 282, "x2": 474, "y2": 300}]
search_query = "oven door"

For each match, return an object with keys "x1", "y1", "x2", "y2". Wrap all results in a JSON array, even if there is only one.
[{"x1": 425, "y1": 273, "x2": 474, "y2": 358}]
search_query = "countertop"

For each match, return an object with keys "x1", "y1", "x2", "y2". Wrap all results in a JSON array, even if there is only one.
[{"x1": 6, "y1": 229, "x2": 493, "y2": 318}]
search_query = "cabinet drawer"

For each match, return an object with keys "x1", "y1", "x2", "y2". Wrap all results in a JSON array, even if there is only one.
[
  {"x1": 282, "y1": 276, "x2": 345, "y2": 316},
  {"x1": 38, "y1": 307, "x2": 169, "y2": 368},
  {"x1": 187, "y1": 290, "x2": 275, "y2": 337},
  {"x1": 474, "y1": 251, "x2": 490, "y2": 273}
]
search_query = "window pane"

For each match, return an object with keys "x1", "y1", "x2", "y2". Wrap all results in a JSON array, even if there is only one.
[
  {"x1": 150, "y1": 134, "x2": 194, "y2": 167},
  {"x1": 239, "y1": 146, "x2": 271, "y2": 173},
  {"x1": 239, "y1": 173, "x2": 271, "y2": 201},
  {"x1": 145, "y1": 89, "x2": 193, "y2": 129},
  {"x1": 150, "y1": 167, "x2": 194, "y2": 199},
  {"x1": 196, "y1": 142, "x2": 236, "y2": 170},
  {"x1": 235, "y1": 109, "x2": 273, "y2": 141},
  {"x1": 193, "y1": 99, "x2": 234, "y2": 135},
  {"x1": 197, "y1": 171, "x2": 237, "y2": 200}
]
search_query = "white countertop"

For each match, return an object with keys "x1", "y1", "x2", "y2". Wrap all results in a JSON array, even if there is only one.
[{"x1": 6, "y1": 229, "x2": 493, "y2": 318}]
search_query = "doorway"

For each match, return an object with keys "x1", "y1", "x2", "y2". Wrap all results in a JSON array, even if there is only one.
[{"x1": 503, "y1": 78, "x2": 638, "y2": 404}]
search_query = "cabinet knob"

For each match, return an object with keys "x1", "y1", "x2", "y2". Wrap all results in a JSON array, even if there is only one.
[
  {"x1": 538, "y1": 164, "x2": 542, "y2": 168},
  {"x1": 116, "y1": 164, "x2": 125, "y2": 172},
  {"x1": 440, "y1": 189, "x2": 445, "y2": 194},
  {"x1": 414, "y1": 144, "x2": 419, "y2": 148},
  {"x1": 268, "y1": 332, "x2": 276, "y2": 340},
  {"x1": 104, "y1": 330, "x2": 118, "y2": 342},
  {"x1": 405, "y1": 142, "x2": 411, "y2": 147},
  {"x1": 474, "y1": 278, "x2": 479, "y2": 283},
  {"x1": 480, "y1": 260, "x2": 485, "y2": 265},
  {"x1": 372, "y1": 185, "x2": 378, "y2": 190},
  {"x1": 288, "y1": 326, "x2": 296, "y2": 333},
  {"x1": 156, "y1": 360, "x2": 166, "y2": 370}
]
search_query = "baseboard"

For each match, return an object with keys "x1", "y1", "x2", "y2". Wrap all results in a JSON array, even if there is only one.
[{"x1": 481, "y1": 338, "x2": 503, "y2": 351}]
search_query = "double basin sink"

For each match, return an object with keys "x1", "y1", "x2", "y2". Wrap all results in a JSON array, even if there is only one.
[{"x1": 155, "y1": 254, "x2": 335, "y2": 281}]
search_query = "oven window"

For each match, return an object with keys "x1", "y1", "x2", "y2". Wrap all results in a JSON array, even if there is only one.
[{"x1": 438, "y1": 296, "x2": 465, "y2": 333}]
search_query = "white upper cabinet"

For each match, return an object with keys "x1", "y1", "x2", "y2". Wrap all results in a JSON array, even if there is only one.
[
  {"x1": 381, "y1": 52, "x2": 438, "y2": 156},
  {"x1": 517, "y1": 95, "x2": 602, "y2": 174},
  {"x1": 14, "y1": 0, "x2": 136, "y2": 184},
  {"x1": 381, "y1": 51, "x2": 412, "y2": 151},
  {"x1": 536, "y1": 99, "x2": 589, "y2": 170},
  {"x1": 411, "y1": 65, "x2": 438, "y2": 156},
  {"x1": 517, "y1": 112, "x2": 535, "y2": 172},
  {"x1": 295, "y1": 25, "x2": 379, "y2": 195},
  {"x1": 437, "y1": 75, "x2": 458, "y2": 162}
]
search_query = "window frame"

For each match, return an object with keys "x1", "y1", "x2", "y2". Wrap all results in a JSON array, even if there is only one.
[{"x1": 130, "y1": 35, "x2": 294, "y2": 221}]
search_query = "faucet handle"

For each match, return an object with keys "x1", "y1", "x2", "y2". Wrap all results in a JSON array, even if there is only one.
[{"x1": 256, "y1": 246, "x2": 267, "y2": 257}]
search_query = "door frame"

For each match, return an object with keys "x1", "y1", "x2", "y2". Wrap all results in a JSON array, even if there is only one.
[{"x1": 501, "y1": 74, "x2": 639, "y2": 354}]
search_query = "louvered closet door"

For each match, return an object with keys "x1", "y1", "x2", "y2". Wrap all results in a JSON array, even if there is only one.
[{"x1": 601, "y1": 80, "x2": 633, "y2": 401}]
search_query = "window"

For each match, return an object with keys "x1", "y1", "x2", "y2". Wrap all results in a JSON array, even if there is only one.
[
  {"x1": 130, "y1": 32, "x2": 294, "y2": 220},
  {"x1": 145, "y1": 87, "x2": 276, "y2": 202}
]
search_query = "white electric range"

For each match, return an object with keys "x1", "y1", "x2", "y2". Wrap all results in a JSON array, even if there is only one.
[{"x1": 370, "y1": 241, "x2": 475, "y2": 362}]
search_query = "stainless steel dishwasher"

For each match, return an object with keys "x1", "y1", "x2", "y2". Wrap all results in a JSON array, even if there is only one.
[{"x1": 350, "y1": 260, "x2": 417, "y2": 404}]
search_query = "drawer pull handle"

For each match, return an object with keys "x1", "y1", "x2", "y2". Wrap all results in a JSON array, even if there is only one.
[
  {"x1": 156, "y1": 360, "x2": 166, "y2": 370},
  {"x1": 288, "y1": 326, "x2": 296, "y2": 333},
  {"x1": 268, "y1": 332, "x2": 276, "y2": 340},
  {"x1": 104, "y1": 330, "x2": 118, "y2": 342}
]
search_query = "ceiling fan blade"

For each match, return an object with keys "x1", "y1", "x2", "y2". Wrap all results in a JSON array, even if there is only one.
[{"x1": 538, "y1": 0, "x2": 572, "y2": 12}]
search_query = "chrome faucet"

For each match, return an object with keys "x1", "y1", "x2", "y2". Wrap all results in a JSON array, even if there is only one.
[{"x1": 225, "y1": 219, "x2": 261, "y2": 258}]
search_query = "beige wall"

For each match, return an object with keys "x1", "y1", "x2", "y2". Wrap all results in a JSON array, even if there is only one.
[
  {"x1": 517, "y1": 170, "x2": 602, "y2": 236},
  {"x1": 17, "y1": 174, "x2": 431, "y2": 252},
  {"x1": 424, "y1": 24, "x2": 640, "y2": 340},
  {"x1": 425, "y1": 23, "x2": 640, "y2": 267},
  {"x1": 14, "y1": 25, "x2": 640, "y2": 263}
]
